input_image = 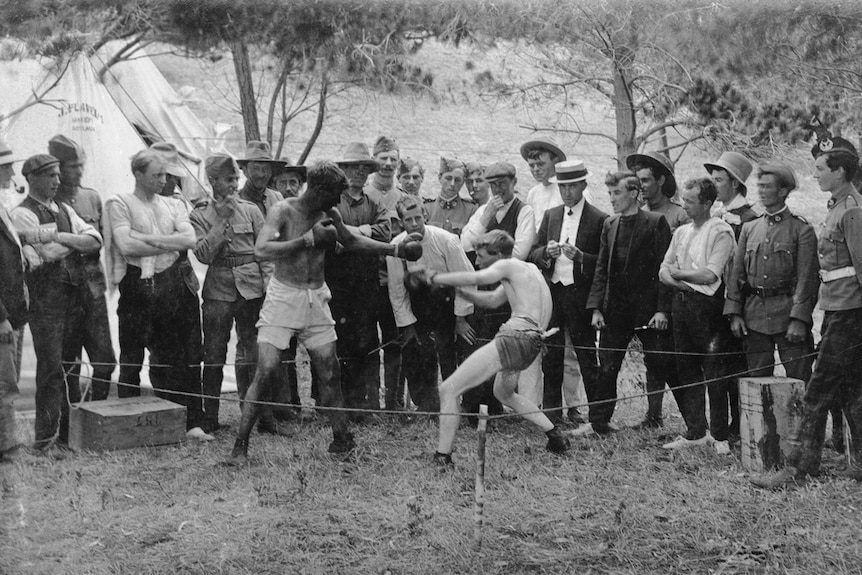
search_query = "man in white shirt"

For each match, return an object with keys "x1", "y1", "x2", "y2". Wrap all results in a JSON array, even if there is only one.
[{"x1": 386, "y1": 195, "x2": 475, "y2": 413}]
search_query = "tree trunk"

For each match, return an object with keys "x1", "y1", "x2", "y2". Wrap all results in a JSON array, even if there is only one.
[
  {"x1": 611, "y1": 52, "x2": 637, "y2": 170},
  {"x1": 231, "y1": 39, "x2": 260, "y2": 143}
]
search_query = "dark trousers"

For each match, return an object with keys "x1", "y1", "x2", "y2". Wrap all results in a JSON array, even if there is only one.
[
  {"x1": 401, "y1": 289, "x2": 458, "y2": 413},
  {"x1": 30, "y1": 281, "x2": 81, "y2": 448},
  {"x1": 202, "y1": 297, "x2": 262, "y2": 428},
  {"x1": 64, "y1": 286, "x2": 116, "y2": 401},
  {"x1": 596, "y1": 308, "x2": 681, "y2": 426},
  {"x1": 543, "y1": 282, "x2": 599, "y2": 425},
  {"x1": 671, "y1": 290, "x2": 738, "y2": 441},
  {"x1": 744, "y1": 329, "x2": 815, "y2": 381},
  {"x1": 330, "y1": 282, "x2": 380, "y2": 411},
  {"x1": 376, "y1": 283, "x2": 404, "y2": 410},
  {"x1": 788, "y1": 309, "x2": 862, "y2": 475},
  {"x1": 117, "y1": 262, "x2": 204, "y2": 430}
]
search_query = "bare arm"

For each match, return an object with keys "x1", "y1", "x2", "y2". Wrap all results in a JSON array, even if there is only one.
[
  {"x1": 456, "y1": 285, "x2": 507, "y2": 309},
  {"x1": 132, "y1": 221, "x2": 195, "y2": 251},
  {"x1": 254, "y1": 202, "x2": 308, "y2": 261},
  {"x1": 433, "y1": 259, "x2": 508, "y2": 287},
  {"x1": 328, "y1": 207, "x2": 399, "y2": 257}
]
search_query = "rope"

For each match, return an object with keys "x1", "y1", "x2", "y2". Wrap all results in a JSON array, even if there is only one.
[{"x1": 61, "y1": 338, "x2": 846, "y2": 422}]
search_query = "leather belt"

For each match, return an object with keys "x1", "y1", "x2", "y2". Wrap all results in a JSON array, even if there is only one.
[
  {"x1": 212, "y1": 253, "x2": 257, "y2": 268},
  {"x1": 819, "y1": 266, "x2": 855, "y2": 283}
]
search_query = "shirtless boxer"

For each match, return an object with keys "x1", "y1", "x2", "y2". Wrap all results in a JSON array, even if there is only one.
[
  {"x1": 226, "y1": 161, "x2": 421, "y2": 465},
  {"x1": 415, "y1": 230, "x2": 570, "y2": 466}
]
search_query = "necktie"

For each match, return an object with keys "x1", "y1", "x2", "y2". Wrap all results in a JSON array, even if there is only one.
[{"x1": 567, "y1": 209, "x2": 573, "y2": 216}]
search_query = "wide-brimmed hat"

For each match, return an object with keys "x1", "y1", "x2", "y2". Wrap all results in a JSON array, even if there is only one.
[
  {"x1": 205, "y1": 154, "x2": 241, "y2": 179},
  {"x1": 549, "y1": 159, "x2": 589, "y2": 184},
  {"x1": 275, "y1": 156, "x2": 307, "y2": 180},
  {"x1": 0, "y1": 140, "x2": 18, "y2": 166},
  {"x1": 758, "y1": 163, "x2": 797, "y2": 192},
  {"x1": 704, "y1": 151, "x2": 753, "y2": 188},
  {"x1": 150, "y1": 142, "x2": 185, "y2": 177},
  {"x1": 237, "y1": 140, "x2": 288, "y2": 168},
  {"x1": 625, "y1": 151, "x2": 676, "y2": 197},
  {"x1": 520, "y1": 136, "x2": 566, "y2": 162},
  {"x1": 335, "y1": 142, "x2": 379, "y2": 171}
]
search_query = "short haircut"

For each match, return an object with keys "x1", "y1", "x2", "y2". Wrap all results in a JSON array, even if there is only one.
[
  {"x1": 524, "y1": 146, "x2": 559, "y2": 164},
  {"x1": 398, "y1": 158, "x2": 425, "y2": 177},
  {"x1": 130, "y1": 149, "x2": 163, "y2": 175},
  {"x1": 474, "y1": 229, "x2": 514, "y2": 257},
  {"x1": 824, "y1": 152, "x2": 859, "y2": 182},
  {"x1": 396, "y1": 194, "x2": 425, "y2": 219},
  {"x1": 683, "y1": 177, "x2": 717, "y2": 204},
  {"x1": 307, "y1": 161, "x2": 348, "y2": 194},
  {"x1": 604, "y1": 170, "x2": 637, "y2": 188},
  {"x1": 707, "y1": 166, "x2": 748, "y2": 197},
  {"x1": 630, "y1": 162, "x2": 660, "y2": 181},
  {"x1": 756, "y1": 166, "x2": 794, "y2": 192}
]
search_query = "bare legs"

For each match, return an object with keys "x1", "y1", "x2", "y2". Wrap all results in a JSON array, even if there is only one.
[{"x1": 437, "y1": 341, "x2": 555, "y2": 456}]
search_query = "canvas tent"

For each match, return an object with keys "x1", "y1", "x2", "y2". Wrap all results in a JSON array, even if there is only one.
[{"x1": 0, "y1": 45, "x2": 213, "y2": 204}]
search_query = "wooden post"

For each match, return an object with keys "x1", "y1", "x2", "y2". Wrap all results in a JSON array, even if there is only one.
[
  {"x1": 473, "y1": 404, "x2": 488, "y2": 548},
  {"x1": 843, "y1": 412, "x2": 853, "y2": 468}
]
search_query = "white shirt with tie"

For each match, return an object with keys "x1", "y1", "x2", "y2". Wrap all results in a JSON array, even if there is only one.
[{"x1": 551, "y1": 198, "x2": 585, "y2": 286}]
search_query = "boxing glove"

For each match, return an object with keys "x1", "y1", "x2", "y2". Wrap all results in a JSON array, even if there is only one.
[
  {"x1": 305, "y1": 218, "x2": 338, "y2": 249},
  {"x1": 395, "y1": 232, "x2": 423, "y2": 261}
]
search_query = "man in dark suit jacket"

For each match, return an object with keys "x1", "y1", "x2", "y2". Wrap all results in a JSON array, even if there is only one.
[
  {"x1": 586, "y1": 172, "x2": 681, "y2": 433},
  {"x1": 529, "y1": 159, "x2": 608, "y2": 430}
]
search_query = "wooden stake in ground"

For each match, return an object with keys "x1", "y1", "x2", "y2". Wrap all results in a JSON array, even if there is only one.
[{"x1": 473, "y1": 404, "x2": 488, "y2": 548}]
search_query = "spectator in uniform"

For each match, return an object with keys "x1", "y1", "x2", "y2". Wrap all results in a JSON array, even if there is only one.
[
  {"x1": 272, "y1": 157, "x2": 306, "y2": 199},
  {"x1": 190, "y1": 155, "x2": 269, "y2": 434},
  {"x1": 50, "y1": 135, "x2": 116, "y2": 401},
  {"x1": 752, "y1": 136, "x2": 862, "y2": 487},
  {"x1": 426, "y1": 157, "x2": 476, "y2": 237},
  {"x1": 398, "y1": 158, "x2": 425, "y2": 197},
  {"x1": 724, "y1": 163, "x2": 818, "y2": 383}
]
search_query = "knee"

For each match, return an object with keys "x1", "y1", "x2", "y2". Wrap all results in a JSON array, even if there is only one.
[{"x1": 439, "y1": 381, "x2": 457, "y2": 402}]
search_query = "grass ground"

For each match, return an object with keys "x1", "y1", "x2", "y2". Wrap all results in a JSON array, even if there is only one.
[{"x1": 3, "y1": 352, "x2": 861, "y2": 575}]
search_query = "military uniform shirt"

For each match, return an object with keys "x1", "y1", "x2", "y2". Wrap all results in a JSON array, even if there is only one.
[
  {"x1": 817, "y1": 190, "x2": 862, "y2": 311},
  {"x1": 724, "y1": 208, "x2": 819, "y2": 334},
  {"x1": 425, "y1": 194, "x2": 477, "y2": 237}
]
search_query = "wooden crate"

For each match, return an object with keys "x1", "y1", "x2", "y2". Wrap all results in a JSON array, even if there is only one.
[
  {"x1": 68, "y1": 397, "x2": 186, "y2": 452},
  {"x1": 739, "y1": 376, "x2": 806, "y2": 472}
]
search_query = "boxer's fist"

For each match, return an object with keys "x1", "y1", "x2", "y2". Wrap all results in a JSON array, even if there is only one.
[
  {"x1": 308, "y1": 218, "x2": 338, "y2": 249},
  {"x1": 405, "y1": 267, "x2": 437, "y2": 291},
  {"x1": 395, "y1": 232, "x2": 423, "y2": 261}
]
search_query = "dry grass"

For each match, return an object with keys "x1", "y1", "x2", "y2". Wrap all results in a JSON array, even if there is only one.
[{"x1": 4, "y1": 349, "x2": 862, "y2": 575}]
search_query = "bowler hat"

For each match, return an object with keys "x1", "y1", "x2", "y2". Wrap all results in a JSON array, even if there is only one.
[
  {"x1": 0, "y1": 140, "x2": 18, "y2": 166},
  {"x1": 549, "y1": 159, "x2": 589, "y2": 184},
  {"x1": 335, "y1": 142, "x2": 379, "y2": 171},
  {"x1": 150, "y1": 142, "x2": 185, "y2": 177},
  {"x1": 483, "y1": 162, "x2": 517, "y2": 181},
  {"x1": 48, "y1": 134, "x2": 86, "y2": 164},
  {"x1": 626, "y1": 151, "x2": 677, "y2": 197},
  {"x1": 520, "y1": 136, "x2": 566, "y2": 163},
  {"x1": 237, "y1": 141, "x2": 288, "y2": 168},
  {"x1": 704, "y1": 151, "x2": 753, "y2": 191},
  {"x1": 22, "y1": 154, "x2": 60, "y2": 178}
]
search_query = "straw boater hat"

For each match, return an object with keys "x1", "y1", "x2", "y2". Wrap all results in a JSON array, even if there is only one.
[
  {"x1": 0, "y1": 140, "x2": 19, "y2": 167},
  {"x1": 335, "y1": 142, "x2": 379, "y2": 171},
  {"x1": 625, "y1": 151, "x2": 676, "y2": 197},
  {"x1": 549, "y1": 159, "x2": 589, "y2": 184},
  {"x1": 237, "y1": 140, "x2": 288, "y2": 168},
  {"x1": 150, "y1": 142, "x2": 185, "y2": 177},
  {"x1": 704, "y1": 151, "x2": 753, "y2": 195},
  {"x1": 519, "y1": 135, "x2": 567, "y2": 162}
]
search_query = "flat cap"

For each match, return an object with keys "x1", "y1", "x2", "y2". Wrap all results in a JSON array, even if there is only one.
[
  {"x1": 48, "y1": 134, "x2": 86, "y2": 163},
  {"x1": 22, "y1": 154, "x2": 60, "y2": 177},
  {"x1": 482, "y1": 161, "x2": 516, "y2": 180},
  {"x1": 205, "y1": 154, "x2": 241, "y2": 179}
]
